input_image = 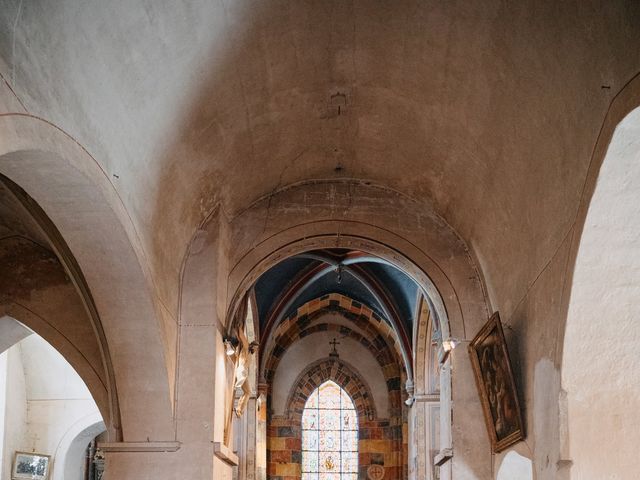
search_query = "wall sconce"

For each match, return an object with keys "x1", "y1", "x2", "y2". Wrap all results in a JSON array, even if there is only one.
[
  {"x1": 442, "y1": 338, "x2": 460, "y2": 353},
  {"x1": 404, "y1": 379, "x2": 415, "y2": 406},
  {"x1": 223, "y1": 337, "x2": 239, "y2": 356},
  {"x1": 439, "y1": 337, "x2": 465, "y2": 364}
]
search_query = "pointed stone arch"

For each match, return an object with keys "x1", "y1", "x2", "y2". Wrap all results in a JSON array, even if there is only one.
[
  {"x1": 0, "y1": 114, "x2": 175, "y2": 441},
  {"x1": 188, "y1": 180, "x2": 492, "y2": 478},
  {"x1": 262, "y1": 293, "x2": 406, "y2": 382},
  {"x1": 561, "y1": 73, "x2": 640, "y2": 478},
  {"x1": 269, "y1": 357, "x2": 406, "y2": 479},
  {"x1": 284, "y1": 358, "x2": 377, "y2": 424}
]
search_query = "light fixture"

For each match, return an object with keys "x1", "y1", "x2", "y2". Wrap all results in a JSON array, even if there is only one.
[
  {"x1": 404, "y1": 380, "x2": 415, "y2": 406},
  {"x1": 442, "y1": 338, "x2": 460, "y2": 352},
  {"x1": 223, "y1": 337, "x2": 239, "y2": 356},
  {"x1": 439, "y1": 337, "x2": 463, "y2": 364}
]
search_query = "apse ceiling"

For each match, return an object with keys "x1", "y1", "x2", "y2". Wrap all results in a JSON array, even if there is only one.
[{"x1": 254, "y1": 248, "x2": 419, "y2": 346}]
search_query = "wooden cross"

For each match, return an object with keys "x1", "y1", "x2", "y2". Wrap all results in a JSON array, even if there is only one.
[{"x1": 329, "y1": 338, "x2": 340, "y2": 357}]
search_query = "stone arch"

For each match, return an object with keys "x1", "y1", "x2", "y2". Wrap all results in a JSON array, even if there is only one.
[
  {"x1": 285, "y1": 358, "x2": 377, "y2": 423},
  {"x1": 0, "y1": 319, "x2": 106, "y2": 480},
  {"x1": 262, "y1": 293, "x2": 406, "y2": 382},
  {"x1": 0, "y1": 114, "x2": 174, "y2": 440},
  {"x1": 224, "y1": 179, "x2": 489, "y2": 312},
  {"x1": 268, "y1": 357, "x2": 406, "y2": 478},
  {"x1": 263, "y1": 299, "x2": 406, "y2": 422},
  {"x1": 0, "y1": 307, "x2": 110, "y2": 424},
  {"x1": 190, "y1": 180, "x2": 492, "y2": 478},
  {"x1": 268, "y1": 325, "x2": 400, "y2": 398},
  {"x1": 561, "y1": 72, "x2": 640, "y2": 478},
  {"x1": 222, "y1": 181, "x2": 490, "y2": 371},
  {"x1": 52, "y1": 412, "x2": 106, "y2": 480},
  {"x1": 0, "y1": 233, "x2": 111, "y2": 428}
]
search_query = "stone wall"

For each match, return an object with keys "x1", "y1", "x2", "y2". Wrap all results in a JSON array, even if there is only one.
[{"x1": 267, "y1": 358, "x2": 405, "y2": 480}]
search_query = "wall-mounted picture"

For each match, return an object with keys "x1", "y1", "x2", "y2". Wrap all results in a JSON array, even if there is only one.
[
  {"x1": 468, "y1": 312, "x2": 524, "y2": 452},
  {"x1": 12, "y1": 451, "x2": 51, "y2": 480}
]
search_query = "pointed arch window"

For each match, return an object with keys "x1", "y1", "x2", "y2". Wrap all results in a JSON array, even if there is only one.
[{"x1": 302, "y1": 380, "x2": 358, "y2": 479}]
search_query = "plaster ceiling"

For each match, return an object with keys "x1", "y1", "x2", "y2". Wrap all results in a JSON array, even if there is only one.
[{"x1": 0, "y1": 1, "x2": 639, "y2": 321}]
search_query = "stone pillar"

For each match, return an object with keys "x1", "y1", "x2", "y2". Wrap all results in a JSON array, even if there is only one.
[
  {"x1": 256, "y1": 383, "x2": 268, "y2": 480},
  {"x1": 93, "y1": 217, "x2": 241, "y2": 479},
  {"x1": 241, "y1": 397, "x2": 258, "y2": 480},
  {"x1": 408, "y1": 400, "x2": 426, "y2": 480},
  {"x1": 411, "y1": 394, "x2": 443, "y2": 480},
  {"x1": 101, "y1": 326, "x2": 236, "y2": 480}
]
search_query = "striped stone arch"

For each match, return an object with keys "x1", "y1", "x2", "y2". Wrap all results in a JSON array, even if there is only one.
[
  {"x1": 265, "y1": 323, "x2": 403, "y2": 416},
  {"x1": 263, "y1": 293, "x2": 406, "y2": 378},
  {"x1": 285, "y1": 357, "x2": 377, "y2": 423}
]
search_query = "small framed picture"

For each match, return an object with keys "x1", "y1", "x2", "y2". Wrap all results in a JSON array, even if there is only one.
[
  {"x1": 12, "y1": 451, "x2": 51, "y2": 480},
  {"x1": 468, "y1": 312, "x2": 525, "y2": 453}
]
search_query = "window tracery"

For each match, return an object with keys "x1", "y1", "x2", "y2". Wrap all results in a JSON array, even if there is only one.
[{"x1": 302, "y1": 381, "x2": 358, "y2": 479}]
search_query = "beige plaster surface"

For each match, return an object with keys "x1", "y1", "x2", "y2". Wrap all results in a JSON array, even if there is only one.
[
  {"x1": 496, "y1": 451, "x2": 532, "y2": 480},
  {"x1": 562, "y1": 107, "x2": 640, "y2": 480},
  {"x1": 0, "y1": 2, "x2": 639, "y2": 478},
  {"x1": 0, "y1": 316, "x2": 30, "y2": 354},
  {"x1": 271, "y1": 332, "x2": 389, "y2": 418},
  {"x1": 0, "y1": 0, "x2": 637, "y2": 333}
]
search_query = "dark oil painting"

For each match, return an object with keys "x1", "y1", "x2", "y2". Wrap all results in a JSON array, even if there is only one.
[{"x1": 468, "y1": 312, "x2": 524, "y2": 452}]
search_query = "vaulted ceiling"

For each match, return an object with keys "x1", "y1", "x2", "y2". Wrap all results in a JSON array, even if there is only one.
[
  {"x1": 1, "y1": 0, "x2": 639, "y2": 326},
  {"x1": 254, "y1": 248, "x2": 419, "y2": 346}
]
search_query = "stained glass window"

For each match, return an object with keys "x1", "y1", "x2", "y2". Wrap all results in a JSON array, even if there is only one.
[{"x1": 302, "y1": 381, "x2": 358, "y2": 480}]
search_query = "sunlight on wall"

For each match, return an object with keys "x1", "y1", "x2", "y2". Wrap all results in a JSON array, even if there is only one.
[
  {"x1": 497, "y1": 451, "x2": 532, "y2": 480},
  {"x1": 563, "y1": 107, "x2": 640, "y2": 479},
  {"x1": 0, "y1": 332, "x2": 104, "y2": 480}
]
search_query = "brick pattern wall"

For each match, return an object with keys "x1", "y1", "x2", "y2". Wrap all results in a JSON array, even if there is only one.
[
  {"x1": 266, "y1": 323, "x2": 403, "y2": 417},
  {"x1": 267, "y1": 358, "x2": 406, "y2": 480},
  {"x1": 265, "y1": 293, "x2": 407, "y2": 371},
  {"x1": 263, "y1": 294, "x2": 409, "y2": 419}
]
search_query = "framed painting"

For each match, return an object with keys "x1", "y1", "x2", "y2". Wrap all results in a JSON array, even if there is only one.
[
  {"x1": 468, "y1": 312, "x2": 524, "y2": 452},
  {"x1": 12, "y1": 451, "x2": 51, "y2": 480}
]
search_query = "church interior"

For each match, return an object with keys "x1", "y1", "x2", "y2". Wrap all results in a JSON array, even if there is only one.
[{"x1": 0, "y1": 1, "x2": 639, "y2": 479}]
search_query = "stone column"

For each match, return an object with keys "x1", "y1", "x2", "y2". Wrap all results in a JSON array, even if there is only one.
[
  {"x1": 101, "y1": 222, "x2": 236, "y2": 480},
  {"x1": 256, "y1": 382, "x2": 268, "y2": 480}
]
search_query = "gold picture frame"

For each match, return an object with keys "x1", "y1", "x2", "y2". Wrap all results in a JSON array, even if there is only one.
[{"x1": 468, "y1": 312, "x2": 524, "y2": 452}]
